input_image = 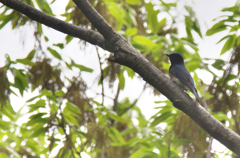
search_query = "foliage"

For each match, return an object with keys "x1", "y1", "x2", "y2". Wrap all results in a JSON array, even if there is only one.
[{"x1": 0, "y1": 0, "x2": 239, "y2": 157}]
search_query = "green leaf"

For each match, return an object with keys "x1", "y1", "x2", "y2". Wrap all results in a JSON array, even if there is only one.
[
  {"x1": 37, "y1": 23, "x2": 42, "y2": 36},
  {"x1": 220, "y1": 34, "x2": 236, "y2": 55},
  {"x1": 192, "y1": 19, "x2": 202, "y2": 38},
  {"x1": 92, "y1": 100, "x2": 101, "y2": 106},
  {"x1": 16, "y1": 59, "x2": 36, "y2": 66},
  {"x1": 53, "y1": 43, "x2": 64, "y2": 49},
  {"x1": 212, "y1": 59, "x2": 225, "y2": 70},
  {"x1": 41, "y1": 89, "x2": 53, "y2": 96},
  {"x1": 36, "y1": 0, "x2": 54, "y2": 15},
  {"x1": 206, "y1": 20, "x2": 227, "y2": 36},
  {"x1": 65, "y1": 102, "x2": 81, "y2": 115},
  {"x1": 150, "y1": 111, "x2": 172, "y2": 127},
  {"x1": 30, "y1": 127, "x2": 46, "y2": 138},
  {"x1": 63, "y1": 102, "x2": 81, "y2": 126},
  {"x1": 217, "y1": 35, "x2": 232, "y2": 44},
  {"x1": 141, "y1": 151, "x2": 159, "y2": 158},
  {"x1": 125, "y1": 28, "x2": 138, "y2": 36},
  {"x1": 65, "y1": 35, "x2": 74, "y2": 44},
  {"x1": 28, "y1": 99, "x2": 46, "y2": 112},
  {"x1": 213, "y1": 112, "x2": 234, "y2": 123},
  {"x1": 118, "y1": 70, "x2": 125, "y2": 90},
  {"x1": 237, "y1": 36, "x2": 240, "y2": 45},
  {"x1": 11, "y1": 69, "x2": 29, "y2": 96},
  {"x1": 126, "y1": 0, "x2": 142, "y2": 5},
  {"x1": 107, "y1": 127, "x2": 126, "y2": 145},
  {"x1": 204, "y1": 92, "x2": 214, "y2": 99},
  {"x1": 72, "y1": 62, "x2": 93, "y2": 73},
  {"x1": 0, "y1": 120, "x2": 10, "y2": 129},
  {"x1": 121, "y1": 127, "x2": 138, "y2": 136},
  {"x1": 106, "y1": 2, "x2": 128, "y2": 29},
  {"x1": 159, "y1": 18, "x2": 167, "y2": 28},
  {"x1": 221, "y1": 6, "x2": 239, "y2": 12},
  {"x1": 130, "y1": 148, "x2": 158, "y2": 158},
  {"x1": 133, "y1": 35, "x2": 156, "y2": 47},
  {"x1": 47, "y1": 47, "x2": 62, "y2": 60},
  {"x1": 124, "y1": 66, "x2": 135, "y2": 79},
  {"x1": 2, "y1": 106, "x2": 16, "y2": 121},
  {"x1": 65, "y1": 61, "x2": 72, "y2": 70},
  {"x1": 73, "y1": 131, "x2": 87, "y2": 138},
  {"x1": 27, "y1": 116, "x2": 48, "y2": 126},
  {"x1": 26, "y1": 94, "x2": 43, "y2": 102},
  {"x1": 58, "y1": 127, "x2": 65, "y2": 135},
  {"x1": 55, "y1": 90, "x2": 65, "y2": 97},
  {"x1": 0, "y1": 153, "x2": 9, "y2": 158},
  {"x1": 50, "y1": 103, "x2": 58, "y2": 112},
  {"x1": 226, "y1": 74, "x2": 237, "y2": 82},
  {"x1": 29, "y1": 113, "x2": 47, "y2": 120},
  {"x1": 106, "y1": 110, "x2": 127, "y2": 123},
  {"x1": 0, "y1": 14, "x2": 12, "y2": 29},
  {"x1": 145, "y1": 3, "x2": 160, "y2": 34},
  {"x1": 44, "y1": 36, "x2": 49, "y2": 42},
  {"x1": 26, "y1": 50, "x2": 36, "y2": 60},
  {"x1": 229, "y1": 25, "x2": 240, "y2": 32}
]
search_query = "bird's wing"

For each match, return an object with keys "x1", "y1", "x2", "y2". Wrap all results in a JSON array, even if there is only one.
[{"x1": 169, "y1": 64, "x2": 195, "y2": 92}]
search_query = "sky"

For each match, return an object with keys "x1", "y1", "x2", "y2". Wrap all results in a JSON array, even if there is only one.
[{"x1": 0, "y1": 0, "x2": 238, "y2": 157}]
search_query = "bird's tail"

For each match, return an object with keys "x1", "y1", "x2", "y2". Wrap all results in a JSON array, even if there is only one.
[{"x1": 193, "y1": 88, "x2": 199, "y2": 102}]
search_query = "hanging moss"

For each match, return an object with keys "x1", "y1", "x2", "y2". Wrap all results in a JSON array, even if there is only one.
[{"x1": 0, "y1": 67, "x2": 10, "y2": 107}]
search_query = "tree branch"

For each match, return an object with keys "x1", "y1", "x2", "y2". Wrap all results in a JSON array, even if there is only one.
[
  {"x1": 2, "y1": 0, "x2": 240, "y2": 155},
  {"x1": 73, "y1": 0, "x2": 119, "y2": 40},
  {"x1": 0, "y1": 0, "x2": 106, "y2": 49},
  {"x1": 113, "y1": 84, "x2": 120, "y2": 112},
  {"x1": 110, "y1": 84, "x2": 120, "y2": 125}
]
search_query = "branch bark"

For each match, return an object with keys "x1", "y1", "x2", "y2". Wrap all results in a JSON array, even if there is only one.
[
  {"x1": 0, "y1": 0, "x2": 106, "y2": 49},
  {"x1": 1, "y1": 0, "x2": 240, "y2": 155}
]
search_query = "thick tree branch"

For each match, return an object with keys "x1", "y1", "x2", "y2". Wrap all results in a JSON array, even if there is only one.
[
  {"x1": 1, "y1": 0, "x2": 240, "y2": 155},
  {"x1": 0, "y1": 0, "x2": 106, "y2": 49},
  {"x1": 73, "y1": 0, "x2": 118, "y2": 40}
]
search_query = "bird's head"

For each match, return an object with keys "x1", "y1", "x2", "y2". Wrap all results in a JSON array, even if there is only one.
[{"x1": 166, "y1": 52, "x2": 184, "y2": 65}]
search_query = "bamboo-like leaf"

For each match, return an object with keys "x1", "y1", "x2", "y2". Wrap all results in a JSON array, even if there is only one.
[
  {"x1": 47, "y1": 47, "x2": 62, "y2": 60},
  {"x1": 220, "y1": 34, "x2": 236, "y2": 55},
  {"x1": 206, "y1": 20, "x2": 227, "y2": 36}
]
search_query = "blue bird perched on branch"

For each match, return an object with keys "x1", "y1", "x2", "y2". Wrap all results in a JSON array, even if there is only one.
[{"x1": 166, "y1": 52, "x2": 199, "y2": 102}]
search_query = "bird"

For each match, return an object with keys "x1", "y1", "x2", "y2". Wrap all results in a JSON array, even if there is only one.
[{"x1": 166, "y1": 52, "x2": 199, "y2": 102}]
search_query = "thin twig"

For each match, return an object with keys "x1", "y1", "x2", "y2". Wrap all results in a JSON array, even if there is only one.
[
  {"x1": 206, "y1": 137, "x2": 213, "y2": 158},
  {"x1": 113, "y1": 84, "x2": 120, "y2": 112},
  {"x1": 110, "y1": 84, "x2": 121, "y2": 125}
]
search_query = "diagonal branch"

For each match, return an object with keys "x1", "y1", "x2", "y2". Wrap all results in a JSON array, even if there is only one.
[
  {"x1": 73, "y1": 0, "x2": 118, "y2": 40},
  {"x1": 1, "y1": 0, "x2": 240, "y2": 155},
  {"x1": 1, "y1": 0, "x2": 106, "y2": 49}
]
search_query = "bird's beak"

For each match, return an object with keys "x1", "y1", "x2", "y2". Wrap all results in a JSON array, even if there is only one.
[{"x1": 166, "y1": 54, "x2": 170, "y2": 57}]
